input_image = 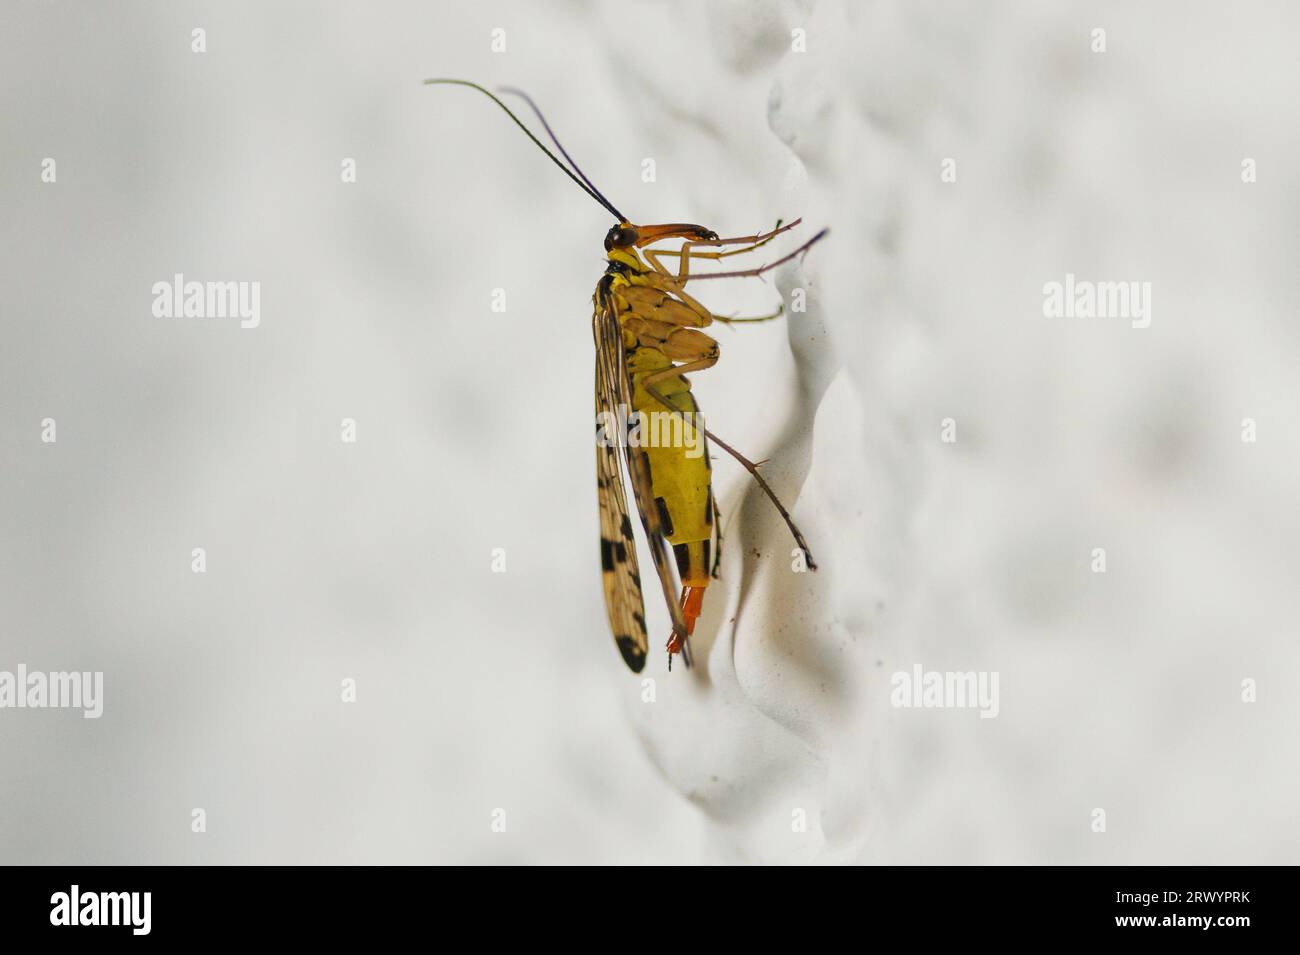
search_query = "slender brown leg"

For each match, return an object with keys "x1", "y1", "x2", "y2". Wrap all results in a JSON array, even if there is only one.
[
  {"x1": 684, "y1": 228, "x2": 829, "y2": 283},
  {"x1": 687, "y1": 218, "x2": 799, "y2": 249},
  {"x1": 644, "y1": 219, "x2": 801, "y2": 281}
]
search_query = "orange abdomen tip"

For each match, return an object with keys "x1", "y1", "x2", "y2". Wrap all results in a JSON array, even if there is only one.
[
  {"x1": 681, "y1": 586, "x2": 705, "y2": 634},
  {"x1": 667, "y1": 586, "x2": 707, "y2": 655}
]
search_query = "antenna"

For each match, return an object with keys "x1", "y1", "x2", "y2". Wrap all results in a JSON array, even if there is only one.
[
  {"x1": 497, "y1": 86, "x2": 627, "y2": 223},
  {"x1": 424, "y1": 79, "x2": 627, "y2": 222}
]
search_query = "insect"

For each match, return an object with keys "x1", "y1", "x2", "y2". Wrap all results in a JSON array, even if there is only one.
[{"x1": 426, "y1": 79, "x2": 826, "y2": 671}]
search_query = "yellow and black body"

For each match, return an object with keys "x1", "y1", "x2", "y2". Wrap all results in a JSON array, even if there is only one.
[
  {"x1": 602, "y1": 236, "x2": 721, "y2": 652},
  {"x1": 425, "y1": 78, "x2": 825, "y2": 671}
]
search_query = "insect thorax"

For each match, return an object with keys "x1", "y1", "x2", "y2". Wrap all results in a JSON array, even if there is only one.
[{"x1": 604, "y1": 247, "x2": 645, "y2": 277}]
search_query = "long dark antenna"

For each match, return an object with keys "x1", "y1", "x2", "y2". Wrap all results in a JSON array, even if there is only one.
[
  {"x1": 496, "y1": 86, "x2": 626, "y2": 223},
  {"x1": 423, "y1": 79, "x2": 626, "y2": 222}
]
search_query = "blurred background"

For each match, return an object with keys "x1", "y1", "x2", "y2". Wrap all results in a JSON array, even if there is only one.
[{"x1": 2, "y1": 0, "x2": 1297, "y2": 864}]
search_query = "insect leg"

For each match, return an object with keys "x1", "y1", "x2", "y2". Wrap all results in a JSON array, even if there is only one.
[
  {"x1": 626, "y1": 270, "x2": 716, "y2": 328},
  {"x1": 712, "y1": 303, "x2": 785, "y2": 326},
  {"x1": 678, "y1": 228, "x2": 830, "y2": 283},
  {"x1": 628, "y1": 269, "x2": 783, "y2": 329},
  {"x1": 696, "y1": 425, "x2": 817, "y2": 571},
  {"x1": 645, "y1": 219, "x2": 802, "y2": 282},
  {"x1": 643, "y1": 219, "x2": 799, "y2": 256},
  {"x1": 689, "y1": 218, "x2": 800, "y2": 249}
]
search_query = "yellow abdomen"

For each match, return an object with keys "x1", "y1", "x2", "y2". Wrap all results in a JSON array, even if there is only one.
[{"x1": 626, "y1": 347, "x2": 713, "y2": 591}]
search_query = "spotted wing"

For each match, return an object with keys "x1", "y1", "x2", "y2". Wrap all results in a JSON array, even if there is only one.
[
  {"x1": 592, "y1": 281, "x2": 689, "y2": 673},
  {"x1": 593, "y1": 287, "x2": 650, "y2": 671}
]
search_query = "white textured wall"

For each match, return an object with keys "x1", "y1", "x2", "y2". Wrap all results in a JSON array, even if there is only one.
[{"x1": 2, "y1": 0, "x2": 1297, "y2": 864}]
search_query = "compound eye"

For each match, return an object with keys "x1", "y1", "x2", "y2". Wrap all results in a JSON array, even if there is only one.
[{"x1": 609, "y1": 225, "x2": 638, "y2": 247}]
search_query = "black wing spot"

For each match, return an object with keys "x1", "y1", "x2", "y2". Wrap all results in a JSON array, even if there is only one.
[{"x1": 615, "y1": 635, "x2": 646, "y2": 672}]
